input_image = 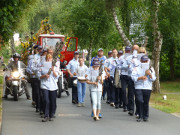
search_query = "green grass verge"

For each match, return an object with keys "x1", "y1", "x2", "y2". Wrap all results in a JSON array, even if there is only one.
[
  {"x1": 0, "y1": 76, "x2": 3, "y2": 84},
  {"x1": 150, "y1": 81, "x2": 180, "y2": 114},
  {"x1": 160, "y1": 81, "x2": 180, "y2": 93}
]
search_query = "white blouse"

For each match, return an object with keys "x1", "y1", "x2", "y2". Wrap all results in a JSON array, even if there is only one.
[{"x1": 76, "y1": 65, "x2": 88, "y2": 78}]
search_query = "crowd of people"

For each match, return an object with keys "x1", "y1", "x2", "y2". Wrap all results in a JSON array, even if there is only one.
[
  {"x1": 67, "y1": 45, "x2": 156, "y2": 122},
  {"x1": 3, "y1": 43, "x2": 156, "y2": 123}
]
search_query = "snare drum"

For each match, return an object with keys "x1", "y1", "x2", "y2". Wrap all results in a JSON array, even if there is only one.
[{"x1": 77, "y1": 77, "x2": 87, "y2": 83}]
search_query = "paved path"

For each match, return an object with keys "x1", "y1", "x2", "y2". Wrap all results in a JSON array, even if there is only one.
[{"x1": 1, "y1": 85, "x2": 180, "y2": 135}]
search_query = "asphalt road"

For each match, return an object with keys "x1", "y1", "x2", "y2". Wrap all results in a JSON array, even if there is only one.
[{"x1": 1, "y1": 85, "x2": 180, "y2": 135}]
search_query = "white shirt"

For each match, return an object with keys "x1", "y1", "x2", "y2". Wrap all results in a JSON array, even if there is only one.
[
  {"x1": 38, "y1": 61, "x2": 59, "y2": 91},
  {"x1": 76, "y1": 65, "x2": 88, "y2": 78},
  {"x1": 87, "y1": 68, "x2": 106, "y2": 92}
]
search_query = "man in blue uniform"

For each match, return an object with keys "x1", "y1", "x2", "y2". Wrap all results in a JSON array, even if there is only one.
[
  {"x1": 27, "y1": 45, "x2": 41, "y2": 112},
  {"x1": 105, "y1": 48, "x2": 119, "y2": 107},
  {"x1": 131, "y1": 55, "x2": 156, "y2": 122},
  {"x1": 67, "y1": 51, "x2": 79, "y2": 104},
  {"x1": 102, "y1": 51, "x2": 112, "y2": 100}
]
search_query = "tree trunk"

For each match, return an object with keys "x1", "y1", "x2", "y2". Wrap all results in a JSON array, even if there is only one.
[
  {"x1": 151, "y1": 0, "x2": 163, "y2": 93},
  {"x1": 112, "y1": 8, "x2": 132, "y2": 47},
  {"x1": 10, "y1": 37, "x2": 16, "y2": 54},
  {"x1": 88, "y1": 39, "x2": 93, "y2": 67}
]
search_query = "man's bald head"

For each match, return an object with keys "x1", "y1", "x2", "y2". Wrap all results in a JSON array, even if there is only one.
[{"x1": 133, "y1": 45, "x2": 139, "y2": 51}]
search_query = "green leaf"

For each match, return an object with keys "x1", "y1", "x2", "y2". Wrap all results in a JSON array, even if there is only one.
[{"x1": 8, "y1": 5, "x2": 14, "y2": 11}]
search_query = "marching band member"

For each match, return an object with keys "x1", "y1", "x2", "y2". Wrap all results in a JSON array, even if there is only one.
[
  {"x1": 117, "y1": 50, "x2": 124, "y2": 58},
  {"x1": 38, "y1": 54, "x2": 59, "y2": 122},
  {"x1": 67, "y1": 51, "x2": 79, "y2": 104},
  {"x1": 27, "y1": 45, "x2": 40, "y2": 108},
  {"x1": 119, "y1": 46, "x2": 131, "y2": 112},
  {"x1": 131, "y1": 55, "x2": 156, "y2": 122},
  {"x1": 137, "y1": 47, "x2": 147, "y2": 60},
  {"x1": 87, "y1": 59, "x2": 104, "y2": 121},
  {"x1": 104, "y1": 48, "x2": 119, "y2": 107},
  {"x1": 125, "y1": 45, "x2": 139, "y2": 116},
  {"x1": 104, "y1": 51, "x2": 112, "y2": 103},
  {"x1": 114, "y1": 50, "x2": 124, "y2": 109}
]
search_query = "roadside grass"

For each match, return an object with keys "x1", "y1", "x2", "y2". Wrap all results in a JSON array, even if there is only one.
[
  {"x1": 160, "y1": 81, "x2": 180, "y2": 93},
  {"x1": 150, "y1": 81, "x2": 180, "y2": 114},
  {"x1": 0, "y1": 76, "x2": 3, "y2": 84}
]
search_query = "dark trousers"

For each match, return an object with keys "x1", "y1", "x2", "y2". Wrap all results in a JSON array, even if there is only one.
[
  {"x1": 127, "y1": 78, "x2": 135, "y2": 112},
  {"x1": 120, "y1": 75, "x2": 135, "y2": 111},
  {"x1": 135, "y1": 89, "x2": 151, "y2": 119},
  {"x1": 135, "y1": 96, "x2": 139, "y2": 115},
  {"x1": 106, "y1": 78, "x2": 111, "y2": 102},
  {"x1": 31, "y1": 78, "x2": 40, "y2": 110},
  {"x1": 30, "y1": 79, "x2": 36, "y2": 102},
  {"x1": 70, "y1": 77, "x2": 78, "y2": 102},
  {"x1": 42, "y1": 89, "x2": 57, "y2": 118},
  {"x1": 115, "y1": 88, "x2": 123, "y2": 106},
  {"x1": 102, "y1": 80, "x2": 108, "y2": 98},
  {"x1": 40, "y1": 88, "x2": 44, "y2": 113},
  {"x1": 109, "y1": 76, "x2": 115, "y2": 103}
]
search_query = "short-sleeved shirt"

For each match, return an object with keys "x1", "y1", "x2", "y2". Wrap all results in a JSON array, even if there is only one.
[
  {"x1": 105, "y1": 57, "x2": 119, "y2": 77},
  {"x1": 38, "y1": 61, "x2": 59, "y2": 91},
  {"x1": 76, "y1": 65, "x2": 88, "y2": 78},
  {"x1": 87, "y1": 68, "x2": 103, "y2": 92},
  {"x1": 66, "y1": 58, "x2": 79, "y2": 77},
  {"x1": 90, "y1": 56, "x2": 106, "y2": 67}
]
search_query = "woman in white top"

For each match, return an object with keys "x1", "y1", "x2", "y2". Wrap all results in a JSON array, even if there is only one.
[
  {"x1": 87, "y1": 60, "x2": 103, "y2": 121},
  {"x1": 38, "y1": 54, "x2": 59, "y2": 122},
  {"x1": 75, "y1": 57, "x2": 88, "y2": 107}
]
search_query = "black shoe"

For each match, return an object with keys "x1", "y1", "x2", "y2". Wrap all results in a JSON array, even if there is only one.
[
  {"x1": 3, "y1": 95, "x2": 8, "y2": 99},
  {"x1": 40, "y1": 111, "x2": 43, "y2": 115},
  {"x1": 42, "y1": 117, "x2": 48, "y2": 122},
  {"x1": 123, "y1": 108, "x2": 128, "y2": 112},
  {"x1": 27, "y1": 96, "x2": 31, "y2": 100},
  {"x1": 119, "y1": 105, "x2": 123, "y2": 108},
  {"x1": 106, "y1": 100, "x2": 110, "y2": 104},
  {"x1": 49, "y1": 118, "x2": 53, "y2": 121},
  {"x1": 103, "y1": 97, "x2": 106, "y2": 101},
  {"x1": 72, "y1": 100, "x2": 76, "y2": 104},
  {"x1": 143, "y1": 118, "x2": 149, "y2": 122},
  {"x1": 36, "y1": 109, "x2": 40, "y2": 112},
  {"x1": 128, "y1": 110, "x2": 134, "y2": 116},
  {"x1": 115, "y1": 105, "x2": 119, "y2": 109},
  {"x1": 52, "y1": 115, "x2": 56, "y2": 118},
  {"x1": 75, "y1": 101, "x2": 78, "y2": 104},
  {"x1": 137, "y1": 118, "x2": 143, "y2": 122}
]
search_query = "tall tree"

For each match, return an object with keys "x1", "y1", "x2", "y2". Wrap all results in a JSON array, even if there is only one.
[
  {"x1": 105, "y1": 0, "x2": 132, "y2": 46},
  {"x1": 0, "y1": 0, "x2": 37, "y2": 42},
  {"x1": 151, "y1": 0, "x2": 163, "y2": 93},
  {"x1": 50, "y1": 0, "x2": 110, "y2": 65}
]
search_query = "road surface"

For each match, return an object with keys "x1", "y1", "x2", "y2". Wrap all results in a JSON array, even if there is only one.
[{"x1": 1, "y1": 85, "x2": 180, "y2": 135}]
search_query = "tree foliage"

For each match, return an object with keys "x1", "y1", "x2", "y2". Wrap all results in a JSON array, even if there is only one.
[{"x1": 0, "y1": 0, "x2": 38, "y2": 42}]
